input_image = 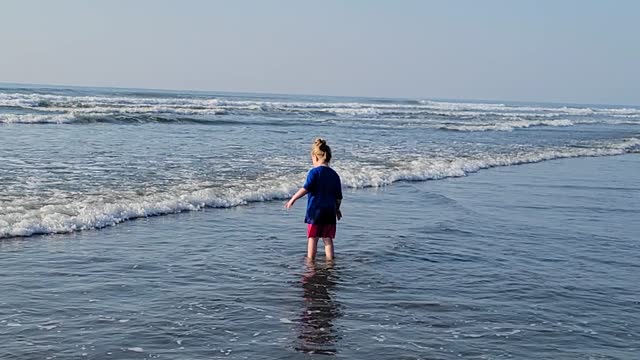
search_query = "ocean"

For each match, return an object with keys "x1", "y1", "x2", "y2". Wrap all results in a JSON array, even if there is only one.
[{"x1": 0, "y1": 84, "x2": 638, "y2": 359}]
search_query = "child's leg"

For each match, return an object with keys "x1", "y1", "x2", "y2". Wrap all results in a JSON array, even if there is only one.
[
  {"x1": 307, "y1": 238, "x2": 319, "y2": 259},
  {"x1": 322, "y1": 237, "x2": 334, "y2": 260}
]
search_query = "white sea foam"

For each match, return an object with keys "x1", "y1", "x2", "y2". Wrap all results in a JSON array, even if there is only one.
[
  {"x1": 338, "y1": 138, "x2": 640, "y2": 187},
  {"x1": 0, "y1": 113, "x2": 76, "y2": 124},
  {"x1": 1, "y1": 138, "x2": 638, "y2": 239},
  {"x1": 0, "y1": 176, "x2": 301, "y2": 238},
  {"x1": 434, "y1": 119, "x2": 578, "y2": 132}
]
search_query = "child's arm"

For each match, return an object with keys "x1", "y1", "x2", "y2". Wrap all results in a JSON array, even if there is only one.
[
  {"x1": 336, "y1": 199, "x2": 342, "y2": 220},
  {"x1": 285, "y1": 188, "x2": 308, "y2": 209}
]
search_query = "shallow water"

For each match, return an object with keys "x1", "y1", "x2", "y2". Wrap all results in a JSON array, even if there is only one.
[{"x1": 1, "y1": 155, "x2": 638, "y2": 359}]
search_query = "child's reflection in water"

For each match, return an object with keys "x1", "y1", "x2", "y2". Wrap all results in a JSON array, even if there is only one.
[{"x1": 296, "y1": 260, "x2": 341, "y2": 355}]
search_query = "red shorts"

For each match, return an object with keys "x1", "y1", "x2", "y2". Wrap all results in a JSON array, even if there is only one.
[{"x1": 307, "y1": 224, "x2": 336, "y2": 239}]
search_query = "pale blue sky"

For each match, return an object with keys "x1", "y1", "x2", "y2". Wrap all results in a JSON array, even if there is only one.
[{"x1": 1, "y1": 0, "x2": 639, "y2": 105}]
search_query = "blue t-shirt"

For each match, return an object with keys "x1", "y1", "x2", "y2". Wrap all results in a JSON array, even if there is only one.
[{"x1": 303, "y1": 166, "x2": 343, "y2": 224}]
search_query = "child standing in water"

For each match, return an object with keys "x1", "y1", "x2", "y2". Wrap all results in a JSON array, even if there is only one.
[{"x1": 286, "y1": 138, "x2": 343, "y2": 260}]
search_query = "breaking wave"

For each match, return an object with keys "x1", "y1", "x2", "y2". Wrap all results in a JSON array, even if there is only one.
[{"x1": 2, "y1": 138, "x2": 638, "y2": 239}]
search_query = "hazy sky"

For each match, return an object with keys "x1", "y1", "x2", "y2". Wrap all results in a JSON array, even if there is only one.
[{"x1": 1, "y1": 0, "x2": 639, "y2": 105}]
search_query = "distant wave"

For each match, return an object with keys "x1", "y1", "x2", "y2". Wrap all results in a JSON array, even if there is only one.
[
  {"x1": 433, "y1": 119, "x2": 591, "y2": 132},
  {"x1": 2, "y1": 92, "x2": 640, "y2": 127},
  {"x1": 2, "y1": 108, "x2": 639, "y2": 130},
  {"x1": 2, "y1": 112, "x2": 638, "y2": 130},
  {"x1": 2, "y1": 137, "x2": 638, "y2": 239},
  {"x1": 0, "y1": 112, "x2": 330, "y2": 126},
  {"x1": 0, "y1": 113, "x2": 76, "y2": 124}
]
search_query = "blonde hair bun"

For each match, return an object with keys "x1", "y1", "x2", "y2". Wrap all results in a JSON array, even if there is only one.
[{"x1": 311, "y1": 138, "x2": 332, "y2": 162}]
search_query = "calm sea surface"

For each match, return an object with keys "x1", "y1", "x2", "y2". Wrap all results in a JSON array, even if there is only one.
[{"x1": 1, "y1": 84, "x2": 639, "y2": 359}]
